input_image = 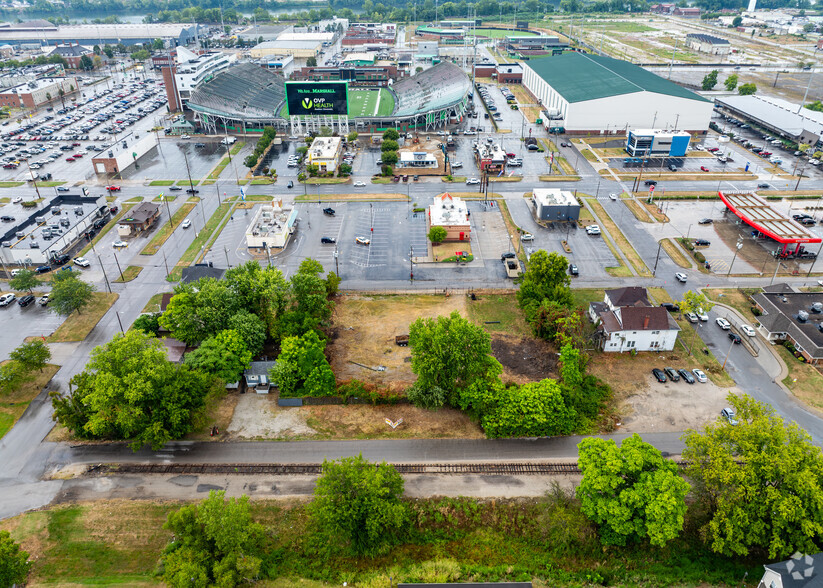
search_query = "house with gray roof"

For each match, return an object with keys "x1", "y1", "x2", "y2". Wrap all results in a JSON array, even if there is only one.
[
  {"x1": 521, "y1": 53, "x2": 713, "y2": 134},
  {"x1": 757, "y1": 552, "x2": 823, "y2": 588},
  {"x1": 753, "y1": 284, "x2": 823, "y2": 365}
]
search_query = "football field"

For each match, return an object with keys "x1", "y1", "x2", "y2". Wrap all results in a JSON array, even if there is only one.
[{"x1": 348, "y1": 88, "x2": 395, "y2": 118}]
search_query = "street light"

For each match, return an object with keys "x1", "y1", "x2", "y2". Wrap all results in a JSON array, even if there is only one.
[
  {"x1": 727, "y1": 240, "x2": 743, "y2": 277},
  {"x1": 721, "y1": 336, "x2": 736, "y2": 370}
]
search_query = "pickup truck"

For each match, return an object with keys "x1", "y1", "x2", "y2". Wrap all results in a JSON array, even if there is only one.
[
  {"x1": 323, "y1": 207, "x2": 335, "y2": 216},
  {"x1": 505, "y1": 258, "x2": 522, "y2": 278},
  {"x1": 395, "y1": 334, "x2": 409, "y2": 347}
]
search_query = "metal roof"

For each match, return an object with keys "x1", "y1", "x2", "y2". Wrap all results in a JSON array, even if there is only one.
[
  {"x1": 720, "y1": 191, "x2": 822, "y2": 245},
  {"x1": 715, "y1": 94, "x2": 823, "y2": 139},
  {"x1": 524, "y1": 53, "x2": 710, "y2": 104}
]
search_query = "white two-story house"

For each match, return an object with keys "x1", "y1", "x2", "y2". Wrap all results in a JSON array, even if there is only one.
[{"x1": 589, "y1": 287, "x2": 680, "y2": 352}]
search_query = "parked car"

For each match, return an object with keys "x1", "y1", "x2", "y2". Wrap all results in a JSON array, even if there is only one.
[
  {"x1": 678, "y1": 368, "x2": 695, "y2": 384},
  {"x1": 0, "y1": 293, "x2": 16, "y2": 306},
  {"x1": 501, "y1": 252, "x2": 516, "y2": 261},
  {"x1": 73, "y1": 256, "x2": 90, "y2": 267},
  {"x1": 663, "y1": 367, "x2": 680, "y2": 382},
  {"x1": 675, "y1": 272, "x2": 688, "y2": 283},
  {"x1": 353, "y1": 181, "x2": 366, "y2": 187},
  {"x1": 112, "y1": 240, "x2": 128, "y2": 248},
  {"x1": 740, "y1": 324, "x2": 756, "y2": 337},
  {"x1": 721, "y1": 407, "x2": 738, "y2": 425},
  {"x1": 321, "y1": 237, "x2": 336, "y2": 244},
  {"x1": 692, "y1": 368, "x2": 708, "y2": 383},
  {"x1": 35, "y1": 265, "x2": 51, "y2": 273},
  {"x1": 355, "y1": 236, "x2": 371, "y2": 245},
  {"x1": 693, "y1": 239, "x2": 711, "y2": 246},
  {"x1": 651, "y1": 368, "x2": 667, "y2": 383},
  {"x1": 181, "y1": 219, "x2": 191, "y2": 229},
  {"x1": 660, "y1": 302, "x2": 680, "y2": 312},
  {"x1": 466, "y1": 178, "x2": 480, "y2": 185},
  {"x1": 520, "y1": 233, "x2": 534, "y2": 242},
  {"x1": 569, "y1": 263, "x2": 579, "y2": 276},
  {"x1": 586, "y1": 225, "x2": 601, "y2": 235},
  {"x1": 729, "y1": 332, "x2": 742, "y2": 344},
  {"x1": 686, "y1": 312, "x2": 699, "y2": 323},
  {"x1": 105, "y1": 185, "x2": 121, "y2": 191},
  {"x1": 696, "y1": 308, "x2": 709, "y2": 321},
  {"x1": 38, "y1": 294, "x2": 50, "y2": 306},
  {"x1": 17, "y1": 294, "x2": 34, "y2": 307},
  {"x1": 323, "y1": 207, "x2": 336, "y2": 216},
  {"x1": 715, "y1": 317, "x2": 731, "y2": 330},
  {"x1": 698, "y1": 218, "x2": 713, "y2": 224}
]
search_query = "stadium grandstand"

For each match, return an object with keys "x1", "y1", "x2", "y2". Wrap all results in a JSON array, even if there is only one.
[{"x1": 185, "y1": 60, "x2": 472, "y2": 135}]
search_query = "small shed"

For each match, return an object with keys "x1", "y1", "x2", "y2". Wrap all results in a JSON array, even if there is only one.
[{"x1": 244, "y1": 360, "x2": 277, "y2": 394}]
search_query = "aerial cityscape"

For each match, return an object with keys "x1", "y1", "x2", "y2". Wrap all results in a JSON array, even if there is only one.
[{"x1": 0, "y1": 0, "x2": 822, "y2": 585}]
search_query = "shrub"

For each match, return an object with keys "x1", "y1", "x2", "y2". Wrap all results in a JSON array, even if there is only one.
[
  {"x1": 405, "y1": 382, "x2": 446, "y2": 410},
  {"x1": 21, "y1": 201, "x2": 37, "y2": 208},
  {"x1": 694, "y1": 252, "x2": 706, "y2": 263}
]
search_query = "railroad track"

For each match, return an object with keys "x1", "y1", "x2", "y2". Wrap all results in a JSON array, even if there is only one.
[{"x1": 89, "y1": 462, "x2": 586, "y2": 476}]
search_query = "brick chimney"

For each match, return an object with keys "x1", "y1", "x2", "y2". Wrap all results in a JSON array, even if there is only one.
[{"x1": 643, "y1": 315, "x2": 650, "y2": 329}]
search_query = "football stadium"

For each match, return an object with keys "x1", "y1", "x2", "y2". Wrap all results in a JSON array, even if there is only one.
[{"x1": 187, "y1": 61, "x2": 472, "y2": 135}]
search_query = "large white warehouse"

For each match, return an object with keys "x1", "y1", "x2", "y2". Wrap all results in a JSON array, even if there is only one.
[{"x1": 523, "y1": 53, "x2": 713, "y2": 135}]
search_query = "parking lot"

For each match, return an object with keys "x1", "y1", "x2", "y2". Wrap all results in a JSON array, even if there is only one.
[{"x1": 0, "y1": 290, "x2": 70, "y2": 359}]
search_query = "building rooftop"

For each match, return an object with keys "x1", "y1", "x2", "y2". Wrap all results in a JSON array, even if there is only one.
[
  {"x1": 277, "y1": 32, "x2": 335, "y2": 42},
  {"x1": 606, "y1": 286, "x2": 651, "y2": 308},
  {"x1": 525, "y1": 53, "x2": 710, "y2": 104},
  {"x1": 253, "y1": 39, "x2": 322, "y2": 50},
  {"x1": 532, "y1": 188, "x2": 578, "y2": 207},
  {"x1": 715, "y1": 94, "x2": 823, "y2": 139},
  {"x1": 120, "y1": 202, "x2": 160, "y2": 225},
  {"x1": 310, "y1": 137, "x2": 341, "y2": 160},
  {"x1": 0, "y1": 76, "x2": 74, "y2": 94},
  {"x1": 429, "y1": 193, "x2": 469, "y2": 227},
  {"x1": 686, "y1": 33, "x2": 730, "y2": 44},
  {"x1": 756, "y1": 289, "x2": 823, "y2": 355}
]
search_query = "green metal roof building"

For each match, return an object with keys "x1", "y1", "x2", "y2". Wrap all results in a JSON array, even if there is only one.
[{"x1": 522, "y1": 52, "x2": 713, "y2": 134}]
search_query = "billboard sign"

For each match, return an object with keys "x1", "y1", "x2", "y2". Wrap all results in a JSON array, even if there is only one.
[{"x1": 286, "y1": 82, "x2": 348, "y2": 116}]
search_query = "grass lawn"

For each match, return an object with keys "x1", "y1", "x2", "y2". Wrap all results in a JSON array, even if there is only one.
[
  {"x1": 371, "y1": 177, "x2": 393, "y2": 183},
  {"x1": 112, "y1": 265, "x2": 143, "y2": 283},
  {"x1": 230, "y1": 141, "x2": 245, "y2": 155},
  {"x1": 474, "y1": 27, "x2": 538, "y2": 38},
  {"x1": 661, "y1": 238, "x2": 692, "y2": 269},
  {"x1": 250, "y1": 178, "x2": 274, "y2": 185},
  {"x1": 442, "y1": 176, "x2": 468, "y2": 183},
  {"x1": 77, "y1": 203, "x2": 137, "y2": 257},
  {"x1": 703, "y1": 288, "x2": 760, "y2": 319},
  {"x1": 152, "y1": 194, "x2": 176, "y2": 202},
  {"x1": 0, "y1": 363, "x2": 59, "y2": 439},
  {"x1": 571, "y1": 288, "x2": 606, "y2": 308},
  {"x1": 303, "y1": 177, "x2": 351, "y2": 184},
  {"x1": 466, "y1": 292, "x2": 529, "y2": 337},
  {"x1": 0, "y1": 181, "x2": 25, "y2": 187},
  {"x1": 489, "y1": 176, "x2": 523, "y2": 182},
  {"x1": 776, "y1": 344, "x2": 823, "y2": 411},
  {"x1": 623, "y1": 199, "x2": 654, "y2": 222},
  {"x1": 46, "y1": 292, "x2": 119, "y2": 343},
  {"x1": 140, "y1": 293, "x2": 164, "y2": 314},
  {"x1": 539, "y1": 175, "x2": 581, "y2": 182},
  {"x1": 168, "y1": 203, "x2": 233, "y2": 282},
  {"x1": 140, "y1": 203, "x2": 196, "y2": 256},
  {"x1": 34, "y1": 181, "x2": 65, "y2": 188},
  {"x1": 148, "y1": 180, "x2": 175, "y2": 186},
  {"x1": 295, "y1": 193, "x2": 408, "y2": 202},
  {"x1": 586, "y1": 198, "x2": 651, "y2": 277}
]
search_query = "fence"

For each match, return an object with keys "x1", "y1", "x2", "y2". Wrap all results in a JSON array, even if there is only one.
[{"x1": 277, "y1": 395, "x2": 411, "y2": 407}]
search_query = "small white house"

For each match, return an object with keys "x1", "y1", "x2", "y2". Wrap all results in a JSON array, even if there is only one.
[{"x1": 589, "y1": 287, "x2": 680, "y2": 352}]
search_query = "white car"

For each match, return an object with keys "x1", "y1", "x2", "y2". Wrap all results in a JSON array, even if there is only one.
[
  {"x1": 586, "y1": 225, "x2": 601, "y2": 235},
  {"x1": 112, "y1": 240, "x2": 128, "y2": 248},
  {"x1": 520, "y1": 233, "x2": 534, "y2": 242},
  {"x1": 181, "y1": 218, "x2": 192, "y2": 229},
  {"x1": 675, "y1": 272, "x2": 688, "y2": 283},
  {"x1": 692, "y1": 369, "x2": 708, "y2": 383},
  {"x1": 452, "y1": 162, "x2": 463, "y2": 169},
  {"x1": 0, "y1": 292, "x2": 16, "y2": 306},
  {"x1": 11, "y1": 196, "x2": 22, "y2": 204},
  {"x1": 609, "y1": 192, "x2": 618, "y2": 200},
  {"x1": 696, "y1": 308, "x2": 709, "y2": 321},
  {"x1": 715, "y1": 317, "x2": 731, "y2": 330},
  {"x1": 179, "y1": 134, "x2": 190, "y2": 140},
  {"x1": 686, "y1": 312, "x2": 698, "y2": 323},
  {"x1": 353, "y1": 181, "x2": 366, "y2": 187},
  {"x1": 73, "y1": 256, "x2": 90, "y2": 267},
  {"x1": 740, "y1": 324, "x2": 756, "y2": 337},
  {"x1": 466, "y1": 178, "x2": 480, "y2": 185}
]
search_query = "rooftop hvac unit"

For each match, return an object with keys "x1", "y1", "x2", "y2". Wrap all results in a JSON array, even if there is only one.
[{"x1": 798, "y1": 310, "x2": 809, "y2": 322}]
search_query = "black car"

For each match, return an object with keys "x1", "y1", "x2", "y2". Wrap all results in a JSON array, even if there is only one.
[
  {"x1": 35, "y1": 265, "x2": 51, "y2": 273},
  {"x1": 660, "y1": 302, "x2": 680, "y2": 312},
  {"x1": 569, "y1": 264, "x2": 579, "y2": 276},
  {"x1": 501, "y1": 252, "x2": 516, "y2": 261},
  {"x1": 287, "y1": 180, "x2": 294, "y2": 188},
  {"x1": 169, "y1": 185, "x2": 182, "y2": 191},
  {"x1": 698, "y1": 218, "x2": 713, "y2": 225},
  {"x1": 663, "y1": 367, "x2": 680, "y2": 382},
  {"x1": 17, "y1": 294, "x2": 34, "y2": 307},
  {"x1": 323, "y1": 207, "x2": 335, "y2": 216},
  {"x1": 321, "y1": 237, "x2": 336, "y2": 244},
  {"x1": 678, "y1": 368, "x2": 695, "y2": 384},
  {"x1": 0, "y1": 215, "x2": 14, "y2": 222},
  {"x1": 186, "y1": 188, "x2": 199, "y2": 194},
  {"x1": 52, "y1": 254, "x2": 70, "y2": 266},
  {"x1": 729, "y1": 332, "x2": 742, "y2": 344},
  {"x1": 644, "y1": 180, "x2": 657, "y2": 186},
  {"x1": 757, "y1": 183, "x2": 770, "y2": 189},
  {"x1": 693, "y1": 239, "x2": 711, "y2": 247},
  {"x1": 652, "y1": 368, "x2": 667, "y2": 383},
  {"x1": 799, "y1": 218, "x2": 816, "y2": 226}
]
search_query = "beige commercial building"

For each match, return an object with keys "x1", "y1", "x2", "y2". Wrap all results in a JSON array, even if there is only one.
[
  {"x1": 250, "y1": 40, "x2": 322, "y2": 59},
  {"x1": 308, "y1": 136, "x2": 342, "y2": 173}
]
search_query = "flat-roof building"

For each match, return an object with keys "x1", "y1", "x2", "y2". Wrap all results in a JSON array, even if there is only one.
[
  {"x1": 250, "y1": 39, "x2": 322, "y2": 59},
  {"x1": 428, "y1": 193, "x2": 470, "y2": 241},
  {"x1": 522, "y1": 53, "x2": 712, "y2": 134},
  {"x1": 476, "y1": 142, "x2": 507, "y2": 173},
  {"x1": 626, "y1": 129, "x2": 691, "y2": 157},
  {"x1": 399, "y1": 151, "x2": 438, "y2": 168},
  {"x1": 686, "y1": 33, "x2": 731, "y2": 55},
  {"x1": 245, "y1": 199, "x2": 296, "y2": 249},
  {"x1": 0, "y1": 21, "x2": 200, "y2": 47},
  {"x1": 308, "y1": 136, "x2": 342, "y2": 173},
  {"x1": 0, "y1": 76, "x2": 79, "y2": 109},
  {"x1": 715, "y1": 94, "x2": 823, "y2": 147},
  {"x1": 532, "y1": 188, "x2": 580, "y2": 222}
]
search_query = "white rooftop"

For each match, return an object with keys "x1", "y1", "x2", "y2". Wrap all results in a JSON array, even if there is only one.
[
  {"x1": 533, "y1": 188, "x2": 578, "y2": 207},
  {"x1": 716, "y1": 94, "x2": 823, "y2": 138},
  {"x1": 309, "y1": 136, "x2": 341, "y2": 160},
  {"x1": 277, "y1": 32, "x2": 335, "y2": 42},
  {"x1": 429, "y1": 193, "x2": 469, "y2": 227}
]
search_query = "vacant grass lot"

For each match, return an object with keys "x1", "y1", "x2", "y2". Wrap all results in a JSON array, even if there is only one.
[
  {"x1": 46, "y1": 292, "x2": 118, "y2": 343},
  {"x1": 140, "y1": 203, "x2": 196, "y2": 255},
  {"x1": 466, "y1": 292, "x2": 530, "y2": 337},
  {"x1": 0, "y1": 363, "x2": 59, "y2": 439}
]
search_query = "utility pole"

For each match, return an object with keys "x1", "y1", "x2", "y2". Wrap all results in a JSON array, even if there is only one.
[
  {"x1": 112, "y1": 251, "x2": 125, "y2": 282},
  {"x1": 25, "y1": 160, "x2": 42, "y2": 202},
  {"x1": 182, "y1": 147, "x2": 195, "y2": 195}
]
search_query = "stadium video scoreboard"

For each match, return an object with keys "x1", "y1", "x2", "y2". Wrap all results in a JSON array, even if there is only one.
[{"x1": 285, "y1": 82, "x2": 349, "y2": 116}]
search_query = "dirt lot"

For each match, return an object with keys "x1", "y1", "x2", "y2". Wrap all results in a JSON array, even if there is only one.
[{"x1": 492, "y1": 334, "x2": 557, "y2": 385}]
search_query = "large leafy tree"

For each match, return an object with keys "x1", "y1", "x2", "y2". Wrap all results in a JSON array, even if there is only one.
[
  {"x1": 184, "y1": 329, "x2": 251, "y2": 384},
  {"x1": 161, "y1": 491, "x2": 265, "y2": 587},
  {"x1": 278, "y1": 259, "x2": 334, "y2": 339},
  {"x1": 224, "y1": 261, "x2": 289, "y2": 331},
  {"x1": 9, "y1": 269, "x2": 41, "y2": 294},
  {"x1": 52, "y1": 330, "x2": 213, "y2": 450},
  {"x1": 9, "y1": 340, "x2": 50, "y2": 374},
  {"x1": 577, "y1": 434, "x2": 690, "y2": 547},
  {"x1": 0, "y1": 530, "x2": 31, "y2": 587},
  {"x1": 48, "y1": 272, "x2": 96, "y2": 316},
  {"x1": 271, "y1": 330, "x2": 335, "y2": 398},
  {"x1": 311, "y1": 454, "x2": 408, "y2": 556},
  {"x1": 159, "y1": 278, "x2": 242, "y2": 345},
  {"x1": 701, "y1": 69, "x2": 719, "y2": 90},
  {"x1": 409, "y1": 311, "x2": 502, "y2": 399},
  {"x1": 517, "y1": 250, "x2": 573, "y2": 316},
  {"x1": 683, "y1": 394, "x2": 823, "y2": 559},
  {"x1": 227, "y1": 310, "x2": 267, "y2": 357},
  {"x1": 482, "y1": 378, "x2": 577, "y2": 438}
]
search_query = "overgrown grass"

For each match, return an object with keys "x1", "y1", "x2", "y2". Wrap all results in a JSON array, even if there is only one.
[
  {"x1": 140, "y1": 203, "x2": 196, "y2": 256},
  {"x1": 661, "y1": 238, "x2": 692, "y2": 269},
  {"x1": 46, "y1": 292, "x2": 119, "y2": 343},
  {"x1": 571, "y1": 288, "x2": 606, "y2": 308},
  {"x1": 168, "y1": 203, "x2": 233, "y2": 282},
  {"x1": 140, "y1": 292, "x2": 164, "y2": 314},
  {"x1": 776, "y1": 344, "x2": 823, "y2": 411},
  {"x1": 148, "y1": 180, "x2": 175, "y2": 186},
  {"x1": 0, "y1": 363, "x2": 59, "y2": 439},
  {"x1": 441, "y1": 176, "x2": 468, "y2": 183},
  {"x1": 466, "y1": 292, "x2": 529, "y2": 336},
  {"x1": 112, "y1": 265, "x2": 143, "y2": 283},
  {"x1": 34, "y1": 181, "x2": 65, "y2": 188},
  {"x1": 230, "y1": 141, "x2": 245, "y2": 155}
]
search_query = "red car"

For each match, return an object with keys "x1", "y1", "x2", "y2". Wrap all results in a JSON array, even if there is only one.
[
  {"x1": 707, "y1": 147, "x2": 719, "y2": 152},
  {"x1": 72, "y1": 153, "x2": 84, "y2": 158},
  {"x1": 71, "y1": 142, "x2": 81, "y2": 147},
  {"x1": 105, "y1": 185, "x2": 121, "y2": 191},
  {"x1": 700, "y1": 166, "x2": 710, "y2": 172},
  {"x1": 761, "y1": 151, "x2": 772, "y2": 157},
  {"x1": 65, "y1": 156, "x2": 75, "y2": 162}
]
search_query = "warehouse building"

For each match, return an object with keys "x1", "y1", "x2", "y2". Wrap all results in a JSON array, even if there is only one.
[
  {"x1": 250, "y1": 39, "x2": 322, "y2": 59},
  {"x1": 0, "y1": 76, "x2": 79, "y2": 109},
  {"x1": 531, "y1": 189, "x2": 580, "y2": 222},
  {"x1": 715, "y1": 94, "x2": 823, "y2": 147},
  {"x1": 522, "y1": 53, "x2": 713, "y2": 134},
  {"x1": 686, "y1": 33, "x2": 731, "y2": 55},
  {"x1": 0, "y1": 21, "x2": 200, "y2": 48}
]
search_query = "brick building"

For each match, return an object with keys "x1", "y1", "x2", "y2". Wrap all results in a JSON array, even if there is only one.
[{"x1": 43, "y1": 43, "x2": 93, "y2": 69}]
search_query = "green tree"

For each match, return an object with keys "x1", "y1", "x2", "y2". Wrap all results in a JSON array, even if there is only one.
[
  {"x1": 701, "y1": 69, "x2": 719, "y2": 90},
  {"x1": 0, "y1": 361, "x2": 26, "y2": 396},
  {"x1": 683, "y1": 394, "x2": 823, "y2": 559},
  {"x1": 48, "y1": 273, "x2": 95, "y2": 316},
  {"x1": 382, "y1": 128, "x2": 400, "y2": 141},
  {"x1": 0, "y1": 530, "x2": 31, "y2": 587},
  {"x1": 311, "y1": 454, "x2": 408, "y2": 555},
  {"x1": 9, "y1": 340, "x2": 50, "y2": 374},
  {"x1": 277, "y1": 259, "x2": 334, "y2": 339},
  {"x1": 79, "y1": 54, "x2": 93, "y2": 70},
  {"x1": 409, "y1": 311, "x2": 502, "y2": 399},
  {"x1": 184, "y1": 329, "x2": 251, "y2": 384},
  {"x1": 224, "y1": 261, "x2": 289, "y2": 336},
  {"x1": 346, "y1": 131, "x2": 359, "y2": 142},
  {"x1": 152, "y1": 37, "x2": 165, "y2": 50},
  {"x1": 482, "y1": 379, "x2": 576, "y2": 438},
  {"x1": 93, "y1": 44, "x2": 101, "y2": 55},
  {"x1": 805, "y1": 101, "x2": 823, "y2": 112},
  {"x1": 405, "y1": 382, "x2": 446, "y2": 410},
  {"x1": 306, "y1": 56, "x2": 317, "y2": 66},
  {"x1": 577, "y1": 434, "x2": 690, "y2": 547},
  {"x1": 427, "y1": 225, "x2": 447, "y2": 244},
  {"x1": 9, "y1": 269, "x2": 41, "y2": 294},
  {"x1": 724, "y1": 73, "x2": 738, "y2": 91},
  {"x1": 227, "y1": 310, "x2": 267, "y2": 357},
  {"x1": 159, "y1": 278, "x2": 242, "y2": 345},
  {"x1": 517, "y1": 249, "x2": 573, "y2": 315},
  {"x1": 732, "y1": 15, "x2": 742, "y2": 26},
  {"x1": 103, "y1": 44, "x2": 114, "y2": 58},
  {"x1": 52, "y1": 330, "x2": 213, "y2": 450},
  {"x1": 161, "y1": 490, "x2": 265, "y2": 587},
  {"x1": 132, "y1": 313, "x2": 161, "y2": 336},
  {"x1": 738, "y1": 83, "x2": 757, "y2": 95},
  {"x1": 381, "y1": 151, "x2": 398, "y2": 165},
  {"x1": 381, "y1": 139, "x2": 399, "y2": 152},
  {"x1": 271, "y1": 330, "x2": 335, "y2": 398},
  {"x1": 558, "y1": 342, "x2": 583, "y2": 389}
]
